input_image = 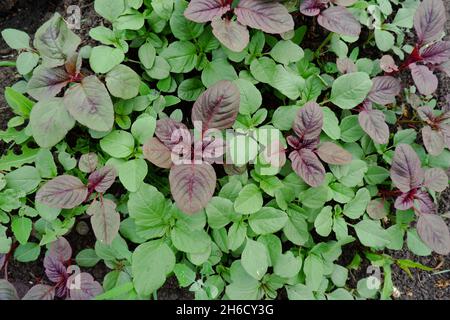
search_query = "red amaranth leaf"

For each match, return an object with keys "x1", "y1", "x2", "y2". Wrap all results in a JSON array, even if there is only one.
[
  {"x1": 87, "y1": 199, "x2": 120, "y2": 245},
  {"x1": 367, "y1": 76, "x2": 401, "y2": 105},
  {"x1": 22, "y1": 285, "x2": 56, "y2": 300},
  {"x1": 27, "y1": 66, "x2": 71, "y2": 101},
  {"x1": 143, "y1": 137, "x2": 173, "y2": 169},
  {"x1": 317, "y1": 6, "x2": 361, "y2": 37},
  {"x1": 155, "y1": 118, "x2": 191, "y2": 150},
  {"x1": 44, "y1": 254, "x2": 67, "y2": 284},
  {"x1": 390, "y1": 144, "x2": 424, "y2": 192},
  {"x1": 211, "y1": 18, "x2": 249, "y2": 52},
  {"x1": 293, "y1": 102, "x2": 323, "y2": 140},
  {"x1": 289, "y1": 148, "x2": 325, "y2": 187},
  {"x1": 47, "y1": 237, "x2": 72, "y2": 263},
  {"x1": 300, "y1": 0, "x2": 327, "y2": 16},
  {"x1": 36, "y1": 175, "x2": 88, "y2": 209},
  {"x1": 417, "y1": 213, "x2": 450, "y2": 255},
  {"x1": 358, "y1": 108, "x2": 389, "y2": 144},
  {"x1": 415, "y1": 189, "x2": 436, "y2": 214},
  {"x1": 422, "y1": 125, "x2": 444, "y2": 155},
  {"x1": 394, "y1": 190, "x2": 415, "y2": 210},
  {"x1": 68, "y1": 272, "x2": 103, "y2": 300},
  {"x1": 184, "y1": 0, "x2": 231, "y2": 23},
  {"x1": 316, "y1": 142, "x2": 352, "y2": 165},
  {"x1": 413, "y1": 0, "x2": 446, "y2": 45},
  {"x1": 420, "y1": 41, "x2": 450, "y2": 65},
  {"x1": 88, "y1": 166, "x2": 117, "y2": 193},
  {"x1": 423, "y1": 168, "x2": 448, "y2": 192},
  {"x1": 409, "y1": 63, "x2": 438, "y2": 95},
  {"x1": 169, "y1": 163, "x2": 217, "y2": 214}
]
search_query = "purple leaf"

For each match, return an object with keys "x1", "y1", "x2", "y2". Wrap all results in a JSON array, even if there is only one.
[
  {"x1": 424, "y1": 168, "x2": 448, "y2": 192},
  {"x1": 358, "y1": 108, "x2": 390, "y2": 144},
  {"x1": 441, "y1": 124, "x2": 450, "y2": 149},
  {"x1": 68, "y1": 272, "x2": 103, "y2": 300},
  {"x1": 316, "y1": 142, "x2": 352, "y2": 165},
  {"x1": 184, "y1": 0, "x2": 231, "y2": 23},
  {"x1": 415, "y1": 189, "x2": 436, "y2": 214},
  {"x1": 394, "y1": 190, "x2": 415, "y2": 210},
  {"x1": 380, "y1": 55, "x2": 399, "y2": 73},
  {"x1": 0, "y1": 280, "x2": 19, "y2": 300},
  {"x1": 143, "y1": 137, "x2": 173, "y2": 169},
  {"x1": 0, "y1": 254, "x2": 5, "y2": 270},
  {"x1": 78, "y1": 153, "x2": 98, "y2": 173},
  {"x1": 367, "y1": 76, "x2": 401, "y2": 105},
  {"x1": 417, "y1": 106, "x2": 435, "y2": 123},
  {"x1": 191, "y1": 80, "x2": 240, "y2": 131},
  {"x1": 293, "y1": 102, "x2": 323, "y2": 140},
  {"x1": 390, "y1": 144, "x2": 424, "y2": 192},
  {"x1": 169, "y1": 163, "x2": 217, "y2": 214},
  {"x1": 417, "y1": 213, "x2": 450, "y2": 255},
  {"x1": 235, "y1": 0, "x2": 295, "y2": 34},
  {"x1": 64, "y1": 75, "x2": 114, "y2": 132},
  {"x1": 36, "y1": 175, "x2": 88, "y2": 209},
  {"x1": 47, "y1": 237, "x2": 72, "y2": 263},
  {"x1": 414, "y1": 0, "x2": 446, "y2": 45},
  {"x1": 27, "y1": 66, "x2": 70, "y2": 101},
  {"x1": 262, "y1": 140, "x2": 286, "y2": 168},
  {"x1": 422, "y1": 125, "x2": 444, "y2": 155},
  {"x1": 44, "y1": 254, "x2": 67, "y2": 284},
  {"x1": 155, "y1": 118, "x2": 190, "y2": 150},
  {"x1": 88, "y1": 166, "x2": 117, "y2": 193},
  {"x1": 212, "y1": 18, "x2": 249, "y2": 52},
  {"x1": 289, "y1": 148, "x2": 325, "y2": 187},
  {"x1": 300, "y1": 0, "x2": 328, "y2": 16},
  {"x1": 22, "y1": 285, "x2": 55, "y2": 300},
  {"x1": 336, "y1": 57, "x2": 357, "y2": 74},
  {"x1": 317, "y1": 6, "x2": 361, "y2": 37},
  {"x1": 409, "y1": 63, "x2": 438, "y2": 95},
  {"x1": 436, "y1": 61, "x2": 450, "y2": 77},
  {"x1": 87, "y1": 199, "x2": 120, "y2": 245},
  {"x1": 420, "y1": 41, "x2": 450, "y2": 65}
]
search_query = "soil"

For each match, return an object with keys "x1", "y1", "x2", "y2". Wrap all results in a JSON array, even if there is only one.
[{"x1": 0, "y1": 0, "x2": 449, "y2": 300}]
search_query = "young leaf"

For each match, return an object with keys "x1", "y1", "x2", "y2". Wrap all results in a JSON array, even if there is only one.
[
  {"x1": 290, "y1": 148, "x2": 325, "y2": 187},
  {"x1": 27, "y1": 66, "x2": 71, "y2": 101},
  {"x1": 47, "y1": 237, "x2": 72, "y2": 262},
  {"x1": 184, "y1": 0, "x2": 231, "y2": 23},
  {"x1": 79, "y1": 153, "x2": 99, "y2": 173},
  {"x1": 155, "y1": 118, "x2": 190, "y2": 150},
  {"x1": 0, "y1": 280, "x2": 19, "y2": 300},
  {"x1": 64, "y1": 76, "x2": 114, "y2": 132},
  {"x1": 88, "y1": 166, "x2": 117, "y2": 193},
  {"x1": 417, "y1": 213, "x2": 450, "y2": 255},
  {"x1": 22, "y1": 285, "x2": 55, "y2": 300},
  {"x1": 423, "y1": 168, "x2": 448, "y2": 192},
  {"x1": 317, "y1": 6, "x2": 361, "y2": 37},
  {"x1": 169, "y1": 163, "x2": 217, "y2": 214},
  {"x1": 415, "y1": 189, "x2": 437, "y2": 215},
  {"x1": 293, "y1": 102, "x2": 323, "y2": 140},
  {"x1": 390, "y1": 144, "x2": 424, "y2": 192},
  {"x1": 367, "y1": 76, "x2": 401, "y2": 105},
  {"x1": 68, "y1": 272, "x2": 103, "y2": 300},
  {"x1": 30, "y1": 98, "x2": 76, "y2": 148},
  {"x1": 211, "y1": 18, "x2": 249, "y2": 53},
  {"x1": 36, "y1": 175, "x2": 88, "y2": 209},
  {"x1": 191, "y1": 80, "x2": 240, "y2": 131},
  {"x1": 317, "y1": 142, "x2": 352, "y2": 165},
  {"x1": 88, "y1": 199, "x2": 120, "y2": 245},
  {"x1": 143, "y1": 137, "x2": 173, "y2": 169},
  {"x1": 413, "y1": 0, "x2": 446, "y2": 45},
  {"x1": 422, "y1": 125, "x2": 444, "y2": 156},
  {"x1": 409, "y1": 63, "x2": 438, "y2": 96},
  {"x1": 358, "y1": 108, "x2": 389, "y2": 144},
  {"x1": 300, "y1": 0, "x2": 326, "y2": 16},
  {"x1": 420, "y1": 41, "x2": 450, "y2": 64},
  {"x1": 234, "y1": 0, "x2": 295, "y2": 34}
]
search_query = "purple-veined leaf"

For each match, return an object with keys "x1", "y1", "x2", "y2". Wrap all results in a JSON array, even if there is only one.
[
  {"x1": 293, "y1": 102, "x2": 323, "y2": 140},
  {"x1": 422, "y1": 125, "x2": 444, "y2": 155},
  {"x1": 331, "y1": 0, "x2": 357, "y2": 6},
  {"x1": 78, "y1": 153, "x2": 98, "y2": 173},
  {"x1": 424, "y1": 168, "x2": 448, "y2": 192},
  {"x1": 358, "y1": 108, "x2": 390, "y2": 144},
  {"x1": 68, "y1": 272, "x2": 103, "y2": 300},
  {"x1": 169, "y1": 163, "x2": 217, "y2": 214},
  {"x1": 316, "y1": 142, "x2": 352, "y2": 165},
  {"x1": 380, "y1": 55, "x2": 399, "y2": 73},
  {"x1": 0, "y1": 254, "x2": 5, "y2": 270},
  {"x1": 394, "y1": 190, "x2": 415, "y2": 210},
  {"x1": 27, "y1": 66, "x2": 70, "y2": 101},
  {"x1": 88, "y1": 166, "x2": 117, "y2": 193},
  {"x1": 155, "y1": 118, "x2": 191, "y2": 150},
  {"x1": 420, "y1": 41, "x2": 450, "y2": 65},
  {"x1": 211, "y1": 18, "x2": 249, "y2": 52},
  {"x1": 143, "y1": 137, "x2": 173, "y2": 169},
  {"x1": 30, "y1": 97, "x2": 76, "y2": 148},
  {"x1": 289, "y1": 148, "x2": 325, "y2": 187},
  {"x1": 87, "y1": 199, "x2": 120, "y2": 245},
  {"x1": 413, "y1": 0, "x2": 446, "y2": 45},
  {"x1": 184, "y1": 0, "x2": 231, "y2": 23},
  {"x1": 416, "y1": 213, "x2": 450, "y2": 255},
  {"x1": 287, "y1": 135, "x2": 302, "y2": 150},
  {"x1": 409, "y1": 63, "x2": 438, "y2": 95},
  {"x1": 417, "y1": 106, "x2": 435, "y2": 123},
  {"x1": 191, "y1": 80, "x2": 240, "y2": 131},
  {"x1": 234, "y1": 0, "x2": 295, "y2": 34},
  {"x1": 440, "y1": 124, "x2": 450, "y2": 149},
  {"x1": 317, "y1": 6, "x2": 361, "y2": 37},
  {"x1": 64, "y1": 75, "x2": 114, "y2": 132},
  {"x1": 390, "y1": 144, "x2": 424, "y2": 192},
  {"x1": 436, "y1": 61, "x2": 450, "y2": 77},
  {"x1": 201, "y1": 135, "x2": 226, "y2": 164},
  {"x1": 44, "y1": 254, "x2": 67, "y2": 283},
  {"x1": 367, "y1": 76, "x2": 401, "y2": 105},
  {"x1": 366, "y1": 198, "x2": 388, "y2": 220},
  {"x1": 287, "y1": 135, "x2": 319, "y2": 151},
  {"x1": 22, "y1": 285, "x2": 55, "y2": 300},
  {"x1": 36, "y1": 175, "x2": 88, "y2": 209},
  {"x1": 65, "y1": 53, "x2": 82, "y2": 76},
  {"x1": 415, "y1": 189, "x2": 436, "y2": 214},
  {"x1": 336, "y1": 57, "x2": 357, "y2": 74},
  {"x1": 300, "y1": 0, "x2": 327, "y2": 16},
  {"x1": 47, "y1": 237, "x2": 72, "y2": 263},
  {"x1": 262, "y1": 140, "x2": 286, "y2": 168},
  {"x1": 0, "y1": 280, "x2": 19, "y2": 300}
]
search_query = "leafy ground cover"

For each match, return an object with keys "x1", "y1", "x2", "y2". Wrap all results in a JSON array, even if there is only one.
[{"x1": 0, "y1": 0, "x2": 449, "y2": 300}]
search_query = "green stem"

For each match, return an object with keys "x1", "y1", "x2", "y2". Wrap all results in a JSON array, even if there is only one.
[{"x1": 315, "y1": 32, "x2": 334, "y2": 59}]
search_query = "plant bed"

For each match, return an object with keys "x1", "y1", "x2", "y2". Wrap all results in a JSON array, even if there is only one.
[{"x1": 0, "y1": 0, "x2": 449, "y2": 301}]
